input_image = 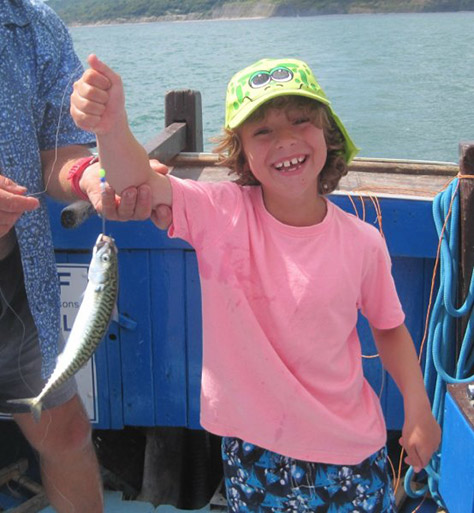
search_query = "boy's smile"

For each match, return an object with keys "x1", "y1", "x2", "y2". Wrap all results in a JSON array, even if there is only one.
[
  {"x1": 239, "y1": 106, "x2": 327, "y2": 225},
  {"x1": 272, "y1": 155, "x2": 307, "y2": 172}
]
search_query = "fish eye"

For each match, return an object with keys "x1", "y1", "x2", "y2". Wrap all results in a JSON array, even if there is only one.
[
  {"x1": 249, "y1": 71, "x2": 271, "y2": 88},
  {"x1": 102, "y1": 254, "x2": 110, "y2": 262},
  {"x1": 271, "y1": 67, "x2": 293, "y2": 83}
]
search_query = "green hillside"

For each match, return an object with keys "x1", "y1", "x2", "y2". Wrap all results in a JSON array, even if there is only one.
[{"x1": 46, "y1": 0, "x2": 474, "y2": 24}]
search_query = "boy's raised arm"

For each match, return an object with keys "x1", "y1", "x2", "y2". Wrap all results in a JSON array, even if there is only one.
[{"x1": 71, "y1": 54, "x2": 172, "y2": 208}]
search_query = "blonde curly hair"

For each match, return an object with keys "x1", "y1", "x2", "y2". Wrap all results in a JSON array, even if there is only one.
[{"x1": 213, "y1": 96, "x2": 348, "y2": 194}]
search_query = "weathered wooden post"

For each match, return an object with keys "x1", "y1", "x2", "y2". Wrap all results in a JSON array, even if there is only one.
[
  {"x1": 143, "y1": 89, "x2": 203, "y2": 163},
  {"x1": 457, "y1": 142, "x2": 474, "y2": 362},
  {"x1": 165, "y1": 90, "x2": 203, "y2": 153}
]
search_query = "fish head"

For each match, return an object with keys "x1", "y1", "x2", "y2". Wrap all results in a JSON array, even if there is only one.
[{"x1": 89, "y1": 234, "x2": 118, "y2": 284}]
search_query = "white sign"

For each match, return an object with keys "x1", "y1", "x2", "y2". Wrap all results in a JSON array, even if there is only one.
[{"x1": 58, "y1": 264, "x2": 99, "y2": 423}]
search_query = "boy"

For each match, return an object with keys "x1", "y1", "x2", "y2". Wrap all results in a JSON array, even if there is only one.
[{"x1": 71, "y1": 56, "x2": 440, "y2": 511}]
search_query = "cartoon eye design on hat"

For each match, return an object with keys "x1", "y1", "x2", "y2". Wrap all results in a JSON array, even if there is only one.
[{"x1": 249, "y1": 66, "x2": 294, "y2": 89}]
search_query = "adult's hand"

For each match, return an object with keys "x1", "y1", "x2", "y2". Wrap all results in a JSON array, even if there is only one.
[
  {"x1": 81, "y1": 159, "x2": 169, "y2": 221},
  {"x1": 0, "y1": 176, "x2": 39, "y2": 237}
]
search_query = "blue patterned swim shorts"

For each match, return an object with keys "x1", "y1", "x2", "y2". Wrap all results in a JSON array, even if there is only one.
[{"x1": 221, "y1": 437, "x2": 397, "y2": 513}]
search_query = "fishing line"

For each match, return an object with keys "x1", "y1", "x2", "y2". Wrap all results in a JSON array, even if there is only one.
[
  {"x1": 0, "y1": 281, "x2": 56, "y2": 444},
  {"x1": 28, "y1": 63, "x2": 84, "y2": 199},
  {"x1": 0, "y1": 282, "x2": 58, "y2": 506},
  {"x1": 3, "y1": 271, "x2": 80, "y2": 513},
  {"x1": 5, "y1": 62, "x2": 90, "y2": 392},
  {"x1": 0, "y1": 284, "x2": 34, "y2": 398},
  {"x1": 99, "y1": 167, "x2": 107, "y2": 234}
]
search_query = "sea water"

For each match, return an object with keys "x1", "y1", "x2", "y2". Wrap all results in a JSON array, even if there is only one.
[{"x1": 70, "y1": 12, "x2": 474, "y2": 162}]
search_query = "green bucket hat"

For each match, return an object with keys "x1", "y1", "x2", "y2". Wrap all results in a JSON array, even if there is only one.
[{"x1": 225, "y1": 58, "x2": 359, "y2": 164}]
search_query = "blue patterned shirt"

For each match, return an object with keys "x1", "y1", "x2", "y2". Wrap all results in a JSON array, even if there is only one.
[{"x1": 0, "y1": 0, "x2": 95, "y2": 377}]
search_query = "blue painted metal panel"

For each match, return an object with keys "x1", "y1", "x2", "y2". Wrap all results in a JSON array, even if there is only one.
[
  {"x1": 150, "y1": 250, "x2": 188, "y2": 426},
  {"x1": 185, "y1": 252, "x2": 203, "y2": 430},
  {"x1": 358, "y1": 256, "x2": 436, "y2": 429},
  {"x1": 118, "y1": 250, "x2": 155, "y2": 426},
  {"x1": 439, "y1": 389, "x2": 474, "y2": 513},
  {"x1": 104, "y1": 320, "x2": 124, "y2": 429},
  {"x1": 330, "y1": 195, "x2": 438, "y2": 258},
  {"x1": 384, "y1": 257, "x2": 432, "y2": 429}
]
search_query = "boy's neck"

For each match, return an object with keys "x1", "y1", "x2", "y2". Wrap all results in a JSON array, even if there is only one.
[{"x1": 262, "y1": 192, "x2": 327, "y2": 227}]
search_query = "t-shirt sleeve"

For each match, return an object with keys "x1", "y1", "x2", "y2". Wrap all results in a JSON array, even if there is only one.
[
  {"x1": 167, "y1": 175, "x2": 241, "y2": 250},
  {"x1": 36, "y1": 6, "x2": 95, "y2": 150},
  {"x1": 359, "y1": 228, "x2": 405, "y2": 329}
]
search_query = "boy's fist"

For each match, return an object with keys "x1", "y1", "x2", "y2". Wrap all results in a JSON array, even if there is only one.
[{"x1": 70, "y1": 54, "x2": 126, "y2": 135}]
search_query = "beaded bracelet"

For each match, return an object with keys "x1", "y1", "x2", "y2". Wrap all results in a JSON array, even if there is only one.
[{"x1": 67, "y1": 155, "x2": 99, "y2": 201}]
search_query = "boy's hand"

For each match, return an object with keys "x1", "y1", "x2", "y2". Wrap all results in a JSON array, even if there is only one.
[
  {"x1": 151, "y1": 204, "x2": 173, "y2": 230},
  {"x1": 400, "y1": 404, "x2": 441, "y2": 473},
  {"x1": 71, "y1": 54, "x2": 127, "y2": 135}
]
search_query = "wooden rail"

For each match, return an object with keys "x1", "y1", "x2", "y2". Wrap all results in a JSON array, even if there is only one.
[{"x1": 172, "y1": 152, "x2": 458, "y2": 176}]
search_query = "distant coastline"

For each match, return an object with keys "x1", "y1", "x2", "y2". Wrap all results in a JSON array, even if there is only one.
[
  {"x1": 68, "y1": 16, "x2": 270, "y2": 28},
  {"x1": 48, "y1": 0, "x2": 473, "y2": 27},
  {"x1": 66, "y1": 10, "x2": 472, "y2": 28}
]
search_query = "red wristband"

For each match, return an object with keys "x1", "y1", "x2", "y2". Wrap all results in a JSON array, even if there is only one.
[{"x1": 67, "y1": 156, "x2": 99, "y2": 201}]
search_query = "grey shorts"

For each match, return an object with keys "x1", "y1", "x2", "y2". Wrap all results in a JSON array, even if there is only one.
[{"x1": 0, "y1": 243, "x2": 77, "y2": 415}]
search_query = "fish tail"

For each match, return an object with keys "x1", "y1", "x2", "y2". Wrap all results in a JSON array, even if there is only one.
[{"x1": 8, "y1": 398, "x2": 43, "y2": 423}]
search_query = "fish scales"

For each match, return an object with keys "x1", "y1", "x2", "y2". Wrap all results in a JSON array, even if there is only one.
[{"x1": 10, "y1": 233, "x2": 118, "y2": 421}]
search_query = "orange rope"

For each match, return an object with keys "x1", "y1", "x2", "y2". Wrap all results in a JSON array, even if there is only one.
[
  {"x1": 348, "y1": 194, "x2": 359, "y2": 218},
  {"x1": 411, "y1": 494, "x2": 427, "y2": 513},
  {"x1": 369, "y1": 195, "x2": 384, "y2": 238},
  {"x1": 387, "y1": 453, "x2": 397, "y2": 487}
]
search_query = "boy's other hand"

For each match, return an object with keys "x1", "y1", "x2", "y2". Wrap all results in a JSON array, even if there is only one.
[
  {"x1": 151, "y1": 204, "x2": 172, "y2": 230},
  {"x1": 400, "y1": 406, "x2": 441, "y2": 473},
  {"x1": 71, "y1": 54, "x2": 127, "y2": 135}
]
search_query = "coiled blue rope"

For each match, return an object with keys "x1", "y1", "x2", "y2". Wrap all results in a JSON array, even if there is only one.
[{"x1": 404, "y1": 177, "x2": 474, "y2": 505}]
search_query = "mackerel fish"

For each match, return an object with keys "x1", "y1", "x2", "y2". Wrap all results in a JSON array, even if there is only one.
[{"x1": 11, "y1": 234, "x2": 118, "y2": 422}]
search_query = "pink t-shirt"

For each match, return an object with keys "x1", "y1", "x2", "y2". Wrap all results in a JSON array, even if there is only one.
[{"x1": 168, "y1": 176, "x2": 405, "y2": 465}]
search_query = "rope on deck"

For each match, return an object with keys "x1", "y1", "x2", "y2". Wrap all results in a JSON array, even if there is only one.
[{"x1": 404, "y1": 177, "x2": 474, "y2": 506}]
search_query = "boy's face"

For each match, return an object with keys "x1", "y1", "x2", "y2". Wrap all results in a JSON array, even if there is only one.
[{"x1": 238, "y1": 105, "x2": 327, "y2": 215}]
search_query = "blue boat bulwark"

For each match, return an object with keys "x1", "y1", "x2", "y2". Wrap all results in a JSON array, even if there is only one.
[{"x1": 48, "y1": 183, "x2": 440, "y2": 431}]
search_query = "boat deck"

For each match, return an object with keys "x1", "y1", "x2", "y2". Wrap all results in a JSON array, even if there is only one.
[{"x1": 34, "y1": 490, "x2": 440, "y2": 513}]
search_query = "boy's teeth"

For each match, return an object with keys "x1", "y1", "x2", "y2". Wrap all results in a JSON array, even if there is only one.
[{"x1": 275, "y1": 156, "x2": 305, "y2": 170}]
